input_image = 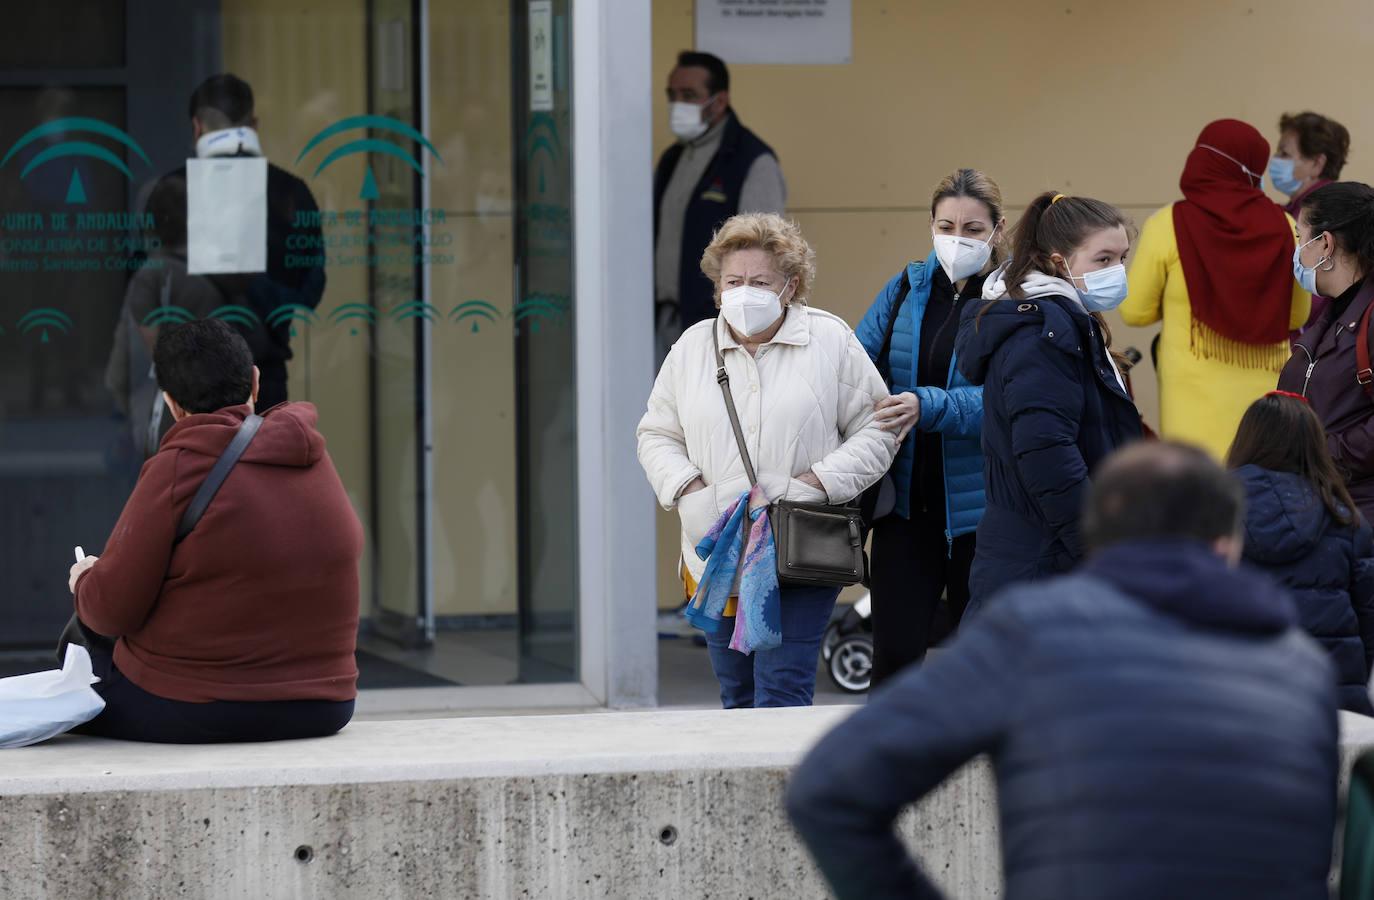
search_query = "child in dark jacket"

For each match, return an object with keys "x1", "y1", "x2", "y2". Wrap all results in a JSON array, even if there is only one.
[{"x1": 1230, "y1": 391, "x2": 1374, "y2": 715}]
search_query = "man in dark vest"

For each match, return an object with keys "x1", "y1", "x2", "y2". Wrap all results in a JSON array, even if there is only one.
[{"x1": 653, "y1": 51, "x2": 785, "y2": 369}]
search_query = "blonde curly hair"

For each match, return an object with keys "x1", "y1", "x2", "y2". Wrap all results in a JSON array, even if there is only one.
[{"x1": 699, "y1": 212, "x2": 816, "y2": 307}]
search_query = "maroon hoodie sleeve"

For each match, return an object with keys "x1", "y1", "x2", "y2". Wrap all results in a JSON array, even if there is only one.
[{"x1": 75, "y1": 449, "x2": 180, "y2": 636}]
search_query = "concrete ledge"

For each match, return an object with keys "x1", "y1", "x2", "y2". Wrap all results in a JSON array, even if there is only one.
[{"x1": 1, "y1": 709, "x2": 1371, "y2": 899}]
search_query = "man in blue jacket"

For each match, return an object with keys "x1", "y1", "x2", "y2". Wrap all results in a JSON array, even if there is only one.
[{"x1": 787, "y1": 441, "x2": 1339, "y2": 900}]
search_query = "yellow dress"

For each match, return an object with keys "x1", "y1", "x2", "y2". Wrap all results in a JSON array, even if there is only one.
[{"x1": 1123, "y1": 206, "x2": 1310, "y2": 460}]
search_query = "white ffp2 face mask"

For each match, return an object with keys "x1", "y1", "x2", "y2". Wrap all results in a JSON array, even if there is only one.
[
  {"x1": 720, "y1": 284, "x2": 785, "y2": 336},
  {"x1": 669, "y1": 100, "x2": 712, "y2": 141},
  {"x1": 932, "y1": 230, "x2": 995, "y2": 282}
]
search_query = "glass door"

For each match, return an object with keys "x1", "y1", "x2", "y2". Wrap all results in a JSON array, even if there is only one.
[
  {"x1": 512, "y1": 0, "x2": 577, "y2": 682},
  {"x1": 365, "y1": 0, "x2": 431, "y2": 648}
]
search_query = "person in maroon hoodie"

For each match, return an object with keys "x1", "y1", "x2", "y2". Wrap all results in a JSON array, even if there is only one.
[
  {"x1": 1278, "y1": 182, "x2": 1374, "y2": 526},
  {"x1": 66, "y1": 319, "x2": 362, "y2": 743}
]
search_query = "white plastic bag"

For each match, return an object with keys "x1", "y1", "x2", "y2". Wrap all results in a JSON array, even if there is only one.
[{"x1": 0, "y1": 644, "x2": 105, "y2": 749}]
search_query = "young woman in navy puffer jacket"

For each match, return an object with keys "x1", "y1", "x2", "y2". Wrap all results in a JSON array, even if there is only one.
[
  {"x1": 1230, "y1": 391, "x2": 1374, "y2": 714},
  {"x1": 955, "y1": 192, "x2": 1142, "y2": 606}
]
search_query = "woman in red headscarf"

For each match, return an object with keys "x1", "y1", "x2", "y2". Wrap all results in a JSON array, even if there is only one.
[{"x1": 1122, "y1": 119, "x2": 1311, "y2": 459}]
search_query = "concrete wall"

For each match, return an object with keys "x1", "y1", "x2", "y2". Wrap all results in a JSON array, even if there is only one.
[
  {"x1": 1, "y1": 708, "x2": 987, "y2": 899},
  {"x1": 5, "y1": 708, "x2": 1374, "y2": 899},
  {"x1": 2, "y1": 763, "x2": 995, "y2": 899}
]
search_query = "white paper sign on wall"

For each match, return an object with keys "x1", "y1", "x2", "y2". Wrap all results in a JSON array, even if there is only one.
[
  {"x1": 529, "y1": 0, "x2": 554, "y2": 111},
  {"x1": 695, "y1": 0, "x2": 852, "y2": 65}
]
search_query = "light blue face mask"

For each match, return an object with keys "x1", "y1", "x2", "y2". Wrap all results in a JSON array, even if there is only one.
[
  {"x1": 1269, "y1": 157, "x2": 1303, "y2": 196},
  {"x1": 1067, "y1": 263, "x2": 1129, "y2": 312},
  {"x1": 1293, "y1": 234, "x2": 1325, "y2": 294}
]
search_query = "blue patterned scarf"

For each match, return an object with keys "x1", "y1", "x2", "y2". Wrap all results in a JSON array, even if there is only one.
[{"x1": 684, "y1": 485, "x2": 782, "y2": 654}]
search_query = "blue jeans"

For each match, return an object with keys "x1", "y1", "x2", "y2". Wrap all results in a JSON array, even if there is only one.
[{"x1": 704, "y1": 585, "x2": 840, "y2": 708}]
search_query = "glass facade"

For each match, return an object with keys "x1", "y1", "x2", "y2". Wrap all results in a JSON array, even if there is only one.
[{"x1": 0, "y1": 0, "x2": 590, "y2": 694}]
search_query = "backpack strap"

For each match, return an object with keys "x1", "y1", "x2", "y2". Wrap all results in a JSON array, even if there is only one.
[
  {"x1": 1359, "y1": 300, "x2": 1374, "y2": 398},
  {"x1": 874, "y1": 268, "x2": 914, "y2": 386},
  {"x1": 175, "y1": 414, "x2": 264, "y2": 543}
]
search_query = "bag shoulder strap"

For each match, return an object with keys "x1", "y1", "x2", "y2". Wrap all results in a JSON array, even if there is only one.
[
  {"x1": 875, "y1": 269, "x2": 913, "y2": 383},
  {"x1": 175, "y1": 413, "x2": 264, "y2": 543},
  {"x1": 1359, "y1": 300, "x2": 1374, "y2": 398},
  {"x1": 711, "y1": 322, "x2": 759, "y2": 487}
]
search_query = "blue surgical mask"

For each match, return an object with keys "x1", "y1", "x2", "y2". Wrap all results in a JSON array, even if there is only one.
[
  {"x1": 1269, "y1": 157, "x2": 1303, "y2": 196},
  {"x1": 1067, "y1": 263, "x2": 1129, "y2": 312},
  {"x1": 1293, "y1": 235, "x2": 1325, "y2": 294}
]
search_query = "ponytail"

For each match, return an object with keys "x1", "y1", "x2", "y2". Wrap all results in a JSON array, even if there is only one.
[
  {"x1": 1300, "y1": 181, "x2": 1374, "y2": 279},
  {"x1": 1001, "y1": 192, "x2": 1059, "y2": 300},
  {"x1": 980, "y1": 191, "x2": 1131, "y2": 356},
  {"x1": 1002, "y1": 191, "x2": 1131, "y2": 301}
]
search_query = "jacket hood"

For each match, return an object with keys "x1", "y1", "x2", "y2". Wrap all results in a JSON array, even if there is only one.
[
  {"x1": 956, "y1": 275, "x2": 1084, "y2": 386},
  {"x1": 981, "y1": 263, "x2": 1083, "y2": 308},
  {"x1": 161, "y1": 402, "x2": 325, "y2": 469},
  {"x1": 1237, "y1": 465, "x2": 1332, "y2": 565},
  {"x1": 1081, "y1": 539, "x2": 1297, "y2": 635}
]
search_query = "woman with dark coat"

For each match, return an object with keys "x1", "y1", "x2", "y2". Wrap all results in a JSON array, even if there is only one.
[
  {"x1": 954, "y1": 192, "x2": 1142, "y2": 606},
  {"x1": 1230, "y1": 391, "x2": 1374, "y2": 715},
  {"x1": 1278, "y1": 182, "x2": 1374, "y2": 525}
]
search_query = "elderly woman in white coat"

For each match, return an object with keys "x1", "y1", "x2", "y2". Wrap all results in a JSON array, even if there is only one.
[{"x1": 637, "y1": 213, "x2": 897, "y2": 708}]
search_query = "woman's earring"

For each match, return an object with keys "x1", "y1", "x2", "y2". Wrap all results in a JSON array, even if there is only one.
[{"x1": 1320, "y1": 256, "x2": 1336, "y2": 272}]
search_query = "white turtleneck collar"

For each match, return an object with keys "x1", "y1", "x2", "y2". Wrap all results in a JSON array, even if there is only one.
[{"x1": 196, "y1": 127, "x2": 262, "y2": 159}]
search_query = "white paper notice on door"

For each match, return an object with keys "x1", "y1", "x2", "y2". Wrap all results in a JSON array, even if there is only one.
[
  {"x1": 529, "y1": 0, "x2": 554, "y2": 112},
  {"x1": 186, "y1": 156, "x2": 267, "y2": 275}
]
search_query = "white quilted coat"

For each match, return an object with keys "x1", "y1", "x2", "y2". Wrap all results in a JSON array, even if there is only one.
[{"x1": 637, "y1": 306, "x2": 898, "y2": 582}]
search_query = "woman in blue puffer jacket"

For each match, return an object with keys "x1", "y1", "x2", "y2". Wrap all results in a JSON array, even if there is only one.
[
  {"x1": 1230, "y1": 391, "x2": 1374, "y2": 715},
  {"x1": 954, "y1": 192, "x2": 1142, "y2": 607},
  {"x1": 856, "y1": 169, "x2": 1004, "y2": 687}
]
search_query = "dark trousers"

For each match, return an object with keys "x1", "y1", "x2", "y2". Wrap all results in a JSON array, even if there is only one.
[
  {"x1": 61, "y1": 619, "x2": 353, "y2": 744},
  {"x1": 868, "y1": 510, "x2": 975, "y2": 690}
]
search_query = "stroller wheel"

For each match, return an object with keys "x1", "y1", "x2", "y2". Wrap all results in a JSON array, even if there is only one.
[{"x1": 828, "y1": 634, "x2": 873, "y2": 693}]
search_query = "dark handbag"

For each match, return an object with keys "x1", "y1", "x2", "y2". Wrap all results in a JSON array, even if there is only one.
[
  {"x1": 858, "y1": 270, "x2": 913, "y2": 526},
  {"x1": 56, "y1": 413, "x2": 265, "y2": 662},
  {"x1": 712, "y1": 324, "x2": 865, "y2": 588}
]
